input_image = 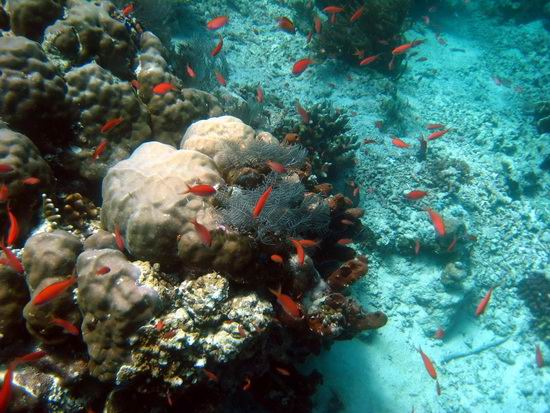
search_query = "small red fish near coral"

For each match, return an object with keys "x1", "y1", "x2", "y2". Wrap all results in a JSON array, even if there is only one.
[
  {"x1": 237, "y1": 324, "x2": 246, "y2": 337},
  {"x1": 13, "y1": 350, "x2": 46, "y2": 367},
  {"x1": 290, "y1": 239, "x2": 305, "y2": 265},
  {"x1": 337, "y1": 238, "x2": 353, "y2": 245},
  {"x1": 406, "y1": 190, "x2": 428, "y2": 200},
  {"x1": 292, "y1": 58, "x2": 314, "y2": 75},
  {"x1": 270, "y1": 254, "x2": 284, "y2": 264},
  {"x1": 32, "y1": 275, "x2": 77, "y2": 306},
  {"x1": 152, "y1": 82, "x2": 177, "y2": 95},
  {"x1": 350, "y1": 5, "x2": 365, "y2": 22},
  {"x1": 353, "y1": 186, "x2": 360, "y2": 197},
  {"x1": 92, "y1": 139, "x2": 108, "y2": 160},
  {"x1": 191, "y1": 218, "x2": 212, "y2": 247},
  {"x1": 214, "y1": 70, "x2": 227, "y2": 86},
  {"x1": 359, "y1": 55, "x2": 380, "y2": 66},
  {"x1": 242, "y1": 377, "x2": 252, "y2": 391},
  {"x1": 207, "y1": 16, "x2": 229, "y2": 30},
  {"x1": 323, "y1": 6, "x2": 344, "y2": 14},
  {"x1": 162, "y1": 330, "x2": 176, "y2": 339},
  {"x1": 130, "y1": 79, "x2": 140, "y2": 90},
  {"x1": 269, "y1": 287, "x2": 302, "y2": 319},
  {"x1": 121, "y1": 3, "x2": 134, "y2": 16},
  {"x1": 203, "y1": 368, "x2": 219, "y2": 382},
  {"x1": 314, "y1": 16, "x2": 322, "y2": 34},
  {"x1": 426, "y1": 123, "x2": 445, "y2": 130},
  {"x1": 275, "y1": 367, "x2": 291, "y2": 376},
  {"x1": 426, "y1": 208, "x2": 446, "y2": 236},
  {"x1": 186, "y1": 63, "x2": 196, "y2": 78},
  {"x1": 182, "y1": 184, "x2": 217, "y2": 196},
  {"x1": 100, "y1": 117, "x2": 123, "y2": 133},
  {"x1": 475, "y1": 287, "x2": 494, "y2": 317},
  {"x1": 253, "y1": 186, "x2": 273, "y2": 218},
  {"x1": 277, "y1": 17, "x2": 295, "y2": 33},
  {"x1": 434, "y1": 327, "x2": 445, "y2": 340},
  {"x1": 211, "y1": 35, "x2": 224, "y2": 57},
  {"x1": 96, "y1": 266, "x2": 111, "y2": 275},
  {"x1": 256, "y1": 85, "x2": 264, "y2": 103},
  {"x1": 0, "y1": 164, "x2": 13, "y2": 174},
  {"x1": 154, "y1": 320, "x2": 165, "y2": 332},
  {"x1": 0, "y1": 241, "x2": 24, "y2": 273},
  {"x1": 51, "y1": 318, "x2": 80, "y2": 336},
  {"x1": 392, "y1": 42, "x2": 414, "y2": 55},
  {"x1": 297, "y1": 239, "x2": 318, "y2": 249},
  {"x1": 341, "y1": 219, "x2": 354, "y2": 226},
  {"x1": 7, "y1": 206, "x2": 19, "y2": 246},
  {"x1": 392, "y1": 137, "x2": 410, "y2": 148},
  {"x1": 535, "y1": 344, "x2": 544, "y2": 368},
  {"x1": 0, "y1": 184, "x2": 8, "y2": 202},
  {"x1": 266, "y1": 160, "x2": 287, "y2": 174},
  {"x1": 114, "y1": 224, "x2": 125, "y2": 252},
  {"x1": 427, "y1": 128, "x2": 451, "y2": 141},
  {"x1": 415, "y1": 239, "x2": 420, "y2": 255},
  {"x1": 0, "y1": 365, "x2": 13, "y2": 413},
  {"x1": 447, "y1": 236, "x2": 457, "y2": 252},
  {"x1": 22, "y1": 177, "x2": 40, "y2": 185},
  {"x1": 295, "y1": 100, "x2": 310, "y2": 124},
  {"x1": 417, "y1": 347, "x2": 437, "y2": 379}
]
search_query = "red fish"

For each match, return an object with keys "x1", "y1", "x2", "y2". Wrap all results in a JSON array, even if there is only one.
[
  {"x1": 100, "y1": 117, "x2": 123, "y2": 133},
  {"x1": 0, "y1": 185, "x2": 8, "y2": 202},
  {"x1": 392, "y1": 137, "x2": 410, "y2": 148},
  {"x1": 256, "y1": 85, "x2": 264, "y2": 103},
  {"x1": 114, "y1": 224, "x2": 125, "y2": 252},
  {"x1": 314, "y1": 16, "x2": 322, "y2": 34},
  {"x1": 203, "y1": 368, "x2": 219, "y2": 382},
  {"x1": 341, "y1": 219, "x2": 354, "y2": 225},
  {"x1": 211, "y1": 35, "x2": 224, "y2": 57},
  {"x1": 253, "y1": 186, "x2": 273, "y2": 218},
  {"x1": 298, "y1": 239, "x2": 318, "y2": 248},
  {"x1": 275, "y1": 367, "x2": 291, "y2": 376},
  {"x1": 92, "y1": 139, "x2": 108, "y2": 160},
  {"x1": 0, "y1": 366, "x2": 13, "y2": 413},
  {"x1": 51, "y1": 318, "x2": 80, "y2": 336},
  {"x1": 96, "y1": 266, "x2": 111, "y2": 275},
  {"x1": 121, "y1": 3, "x2": 134, "y2": 16},
  {"x1": 32, "y1": 275, "x2": 77, "y2": 306},
  {"x1": 434, "y1": 327, "x2": 445, "y2": 340},
  {"x1": 290, "y1": 239, "x2": 305, "y2": 265},
  {"x1": 426, "y1": 123, "x2": 445, "y2": 130},
  {"x1": 130, "y1": 79, "x2": 140, "y2": 90},
  {"x1": 186, "y1": 63, "x2": 196, "y2": 78},
  {"x1": 0, "y1": 164, "x2": 13, "y2": 174},
  {"x1": 295, "y1": 100, "x2": 310, "y2": 124},
  {"x1": 359, "y1": 55, "x2": 379, "y2": 66},
  {"x1": 0, "y1": 241, "x2": 24, "y2": 273},
  {"x1": 353, "y1": 186, "x2": 360, "y2": 197},
  {"x1": 277, "y1": 17, "x2": 295, "y2": 33},
  {"x1": 266, "y1": 160, "x2": 287, "y2": 173},
  {"x1": 447, "y1": 236, "x2": 457, "y2": 252},
  {"x1": 350, "y1": 5, "x2": 365, "y2": 22},
  {"x1": 337, "y1": 238, "x2": 353, "y2": 245},
  {"x1": 182, "y1": 184, "x2": 217, "y2": 196},
  {"x1": 6, "y1": 206, "x2": 19, "y2": 246},
  {"x1": 152, "y1": 82, "x2": 177, "y2": 94},
  {"x1": 475, "y1": 287, "x2": 494, "y2": 317},
  {"x1": 191, "y1": 219, "x2": 212, "y2": 247},
  {"x1": 292, "y1": 58, "x2": 314, "y2": 75},
  {"x1": 536, "y1": 344, "x2": 544, "y2": 368},
  {"x1": 417, "y1": 347, "x2": 437, "y2": 379},
  {"x1": 392, "y1": 42, "x2": 415, "y2": 55},
  {"x1": 22, "y1": 177, "x2": 40, "y2": 185},
  {"x1": 214, "y1": 70, "x2": 227, "y2": 86},
  {"x1": 323, "y1": 6, "x2": 344, "y2": 14},
  {"x1": 426, "y1": 208, "x2": 446, "y2": 236},
  {"x1": 269, "y1": 287, "x2": 302, "y2": 319},
  {"x1": 406, "y1": 190, "x2": 428, "y2": 200},
  {"x1": 243, "y1": 377, "x2": 252, "y2": 391},
  {"x1": 270, "y1": 254, "x2": 284, "y2": 264},
  {"x1": 415, "y1": 239, "x2": 420, "y2": 255},
  {"x1": 427, "y1": 129, "x2": 451, "y2": 141},
  {"x1": 12, "y1": 350, "x2": 46, "y2": 366},
  {"x1": 207, "y1": 16, "x2": 229, "y2": 30}
]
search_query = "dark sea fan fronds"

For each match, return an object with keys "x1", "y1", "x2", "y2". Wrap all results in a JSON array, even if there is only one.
[
  {"x1": 220, "y1": 140, "x2": 308, "y2": 171},
  {"x1": 217, "y1": 174, "x2": 330, "y2": 244}
]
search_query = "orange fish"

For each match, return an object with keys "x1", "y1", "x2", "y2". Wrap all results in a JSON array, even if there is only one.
[
  {"x1": 350, "y1": 5, "x2": 365, "y2": 22},
  {"x1": 292, "y1": 58, "x2": 314, "y2": 75},
  {"x1": 130, "y1": 79, "x2": 140, "y2": 90},
  {"x1": 415, "y1": 239, "x2": 420, "y2": 255},
  {"x1": 535, "y1": 344, "x2": 544, "y2": 368},
  {"x1": 100, "y1": 117, "x2": 123, "y2": 133},
  {"x1": 0, "y1": 184, "x2": 8, "y2": 202},
  {"x1": 427, "y1": 128, "x2": 451, "y2": 141},
  {"x1": 191, "y1": 219, "x2": 212, "y2": 247},
  {"x1": 182, "y1": 184, "x2": 217, "y2": 196},
  {"x1": 214, "y1": 70, "x2": 227, "y2": 86},
  {"x1": 426, "y1": 123, "x2": 445, "y2": 130},
  {"x1": 152, "y1": 82, "x2": 177, "y2": 94},
  {"x1": 237, "y1": 324, "x2": 246, "y2": 337},
  {"x1": 207, "y1": 16, "x2": 229, "y2": 30},
  {"x1": 359, "y1": 55, "x2": 379, "y2": 66},
  {"x1": 243, "y1": 377, "x2": 252, "y2": 391},
  {"x1": 298, "y1": 239, "x2": 318, "y2": 248},
  {"x1": 426, "y1": 208, "x2": 446, "y2": 236},
  {"x1": 32, "y1": 275, "x2": 77, "y2": 306},
  {"x1": 0, "y1": 365, "x2": 13, "y2": 413},
  {"x1": 417, "y1": 347, "x2": 437, "y2": 379},
  {"x1": 434, "y1": 327, "x2": 445, "y2": 340},
  {"x1": 92, "y1": 138, "x2": 108, "y2": 160},
  {"x1": 392, "y1": 137, "x2": 410, "y2": 148},
  {"x1": 275, "y1": 367, "x2": 291, "y2": 376},
  {"x1": 268, "y1": 287, "x2": 302, "y2": 319},
  {"x1": 0, "y1": 164, "x2": 13, "y2": 174},
  {"x1": 392, "y1": 42, "x2": 414, "y2": 55},
  {"x1": 337, "y1": 238, "x2": 353, "y2": 245},
  {"x1": 6, "y1": 206, "x2": 19, "y2": 246},
  {"x1": 12, "y1": 350, "x2": 46, "y2": 366},
  {"x1": 475, "y1": 287, "x2": 494, "y2": 316},
  {"x1": 295, "y1": 100, "x2": 310, "y2": 124},
  {"x1": 114, "y1": 224, "x2": 125, "y2": 252},
  {"x1": 203, "y1": 368, "x2": 219, "y2": 382},
  {"x1": 256, "y1": 85, "x2": 264, "y2": 103},
  {"x1": 121, "y1": 3, "x2": 134, "y2": 16},
  {"x1": 51, "y1": 318, "x2": 80, "y2": 336},
  {"x1": 186, "y1": 63, "x2": 196, "y2": 78},
  {"x1": 323, "y1": 6, "x2": 344, "y2": 14},
  {"x1": 447, "y1": 237, "x2": 457, "y2": 252},
  {"x1": 270, "y1": 254, "x2": 284, "y2": 264},
  {"x1": 341, "y1": 219, "x2": 354, "y2": 225},
  {"x1": 406, "y1": 190, "x2": 428, "y2": 200},
  {"x1": 266, "y1": 160, "x2": 287, "y2": 173},
  {"x1": 253, "y1": 186, "x2": 273, "y2": 218},
  {"x1": 0, "y1": 241, "x2": 24, "y2": 273},
  {"x1": 22, "y1": 177, "x2": 40, "y2": 185},
  {"x1": 277, "y1": 17, "x2": 295, "y2": 33},
  {"x1": 211, "y1": 35, "x2": 224, "y2": 57},
  {"x1": 290, "y1": 239, "x2": 305, "y2": 265},
  {"x1": 96, "y1": 266, "x2": 111, "y2": 275},
  {"x1": 314, "y1": 16, "x2": 322, "y2": 33}
]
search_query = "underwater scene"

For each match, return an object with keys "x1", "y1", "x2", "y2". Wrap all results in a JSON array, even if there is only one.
[{"x1": 0, "y1": 0, "x2": 548, "y2": 412}]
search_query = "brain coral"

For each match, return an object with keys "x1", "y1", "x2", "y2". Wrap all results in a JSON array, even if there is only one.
[
  {"x1": 64, "y1": 62, "x2": 152, "y2": 181},
  {"x1": 8, "y1": 0, "x2": 64, "y2": 41},
  {"x1": 0, "y1": 36, "x2": 74, "y2": 151}
]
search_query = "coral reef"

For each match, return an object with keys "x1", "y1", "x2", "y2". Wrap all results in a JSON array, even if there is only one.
[
  {"x1": 517, "y1": 272, "x2": 550, "y2": 345},
  {"x1": 0, "y1": 264, "x2": 29, "y2": 346},
  {"x1": 534, "y1": 100, "x2": 550, "y2": 134},
  {"x1": 7, "y1": 0, "x2": 64, "y2": 41}
]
